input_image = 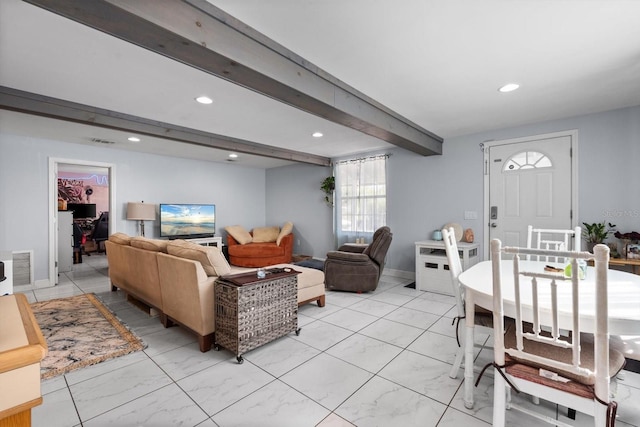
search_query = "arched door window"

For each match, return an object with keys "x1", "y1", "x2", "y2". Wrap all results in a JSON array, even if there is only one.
[{"x1": 503, "y1": 151, "x2": 552, "y2": 171}]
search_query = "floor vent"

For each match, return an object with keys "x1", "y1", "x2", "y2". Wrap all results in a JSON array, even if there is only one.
[{"x1": 13, "y1": 250, "x2": 34, "y2": 286}]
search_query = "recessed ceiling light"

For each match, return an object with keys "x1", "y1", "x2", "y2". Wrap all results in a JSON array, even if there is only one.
[
  {"x1": 229, "y1": 153, "x2": 238, "y2": 158},
  {"x1": 312, "y1": 132, "x2": 323, "y2": 138},
  {"x1": 195, "y1": 96, "x2": 213, "y2": 104},
  {"x1": 498, "y1": 83, "x2": 520, "y2": 93},
  {"x1": 127, "y1": 136, "x2": 141, "y2": 142}
]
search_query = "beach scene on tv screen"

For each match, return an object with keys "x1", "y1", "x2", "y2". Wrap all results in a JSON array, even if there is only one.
[{"x1": 161, "y1": 204, "x2": 215, "y2": 236}]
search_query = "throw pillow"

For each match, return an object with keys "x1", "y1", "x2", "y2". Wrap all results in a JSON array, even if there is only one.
[
  {"x1": 252, "y1": 226, "x2": 280, "y2": 243},
  {"x1": 225, "y1": 225, "x2": 253, "y2": 245},
  {"x1": 167, "y1": 239, "x2": 231, "y2": 276},
  {"x1": 130, "y1": 236, "x2": 168, "y2": 253},
  {"x1": 276, "y1": 221, "x2": 293, "y2": 246},
  {"x1": 109, "y1": 232, "x2": 131, "y2": 245},
  {"x1": 209, "y1": 246, "x2": 231, "y2": 276}
]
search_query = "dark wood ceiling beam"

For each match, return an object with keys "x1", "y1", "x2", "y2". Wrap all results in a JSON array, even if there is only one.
[
  {"x1": 22, "y1": 0, "x2": 443, "y2": 156},
  {"x1": 0, "y1": 86, "x2": 331, "y2": 166}
]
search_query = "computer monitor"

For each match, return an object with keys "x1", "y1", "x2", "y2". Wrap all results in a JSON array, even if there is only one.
[{"x1": 67, "y1": 203, "x2": 97, "y2": 219}]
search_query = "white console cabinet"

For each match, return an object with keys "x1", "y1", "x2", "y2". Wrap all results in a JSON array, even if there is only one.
[
  {"x1": 415, "y1": 240, "x2": 479, "y2": 295},
  {"x1": 0, "y1": 251, "x2": 13, "y2": 295},
  {"x1": 186, "y1": 236, "x2": 223, "y2": 248}
]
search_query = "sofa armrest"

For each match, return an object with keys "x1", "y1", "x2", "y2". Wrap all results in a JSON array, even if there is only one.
[
  {"x1": 326, "y1": 250, "x2": 370, "y2": 263},
  {"x1": 278, "y1": 232, "x2": 294, "y2": 247},
  {"x1": 227, "y1": 233, "x2": 239, "y2": 247},
  {"x1": 337, "y1": 244, "x2": 367, "y2": 253},
  {"x1": 279, "y1": 233, "x2": 294, "y2": 261},
  {"x1": 157, "y1": 253, "x2": 215, "y2": 336}
]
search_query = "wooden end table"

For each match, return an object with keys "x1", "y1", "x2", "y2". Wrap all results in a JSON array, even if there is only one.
[{"x1": 588, "y1": 257, "x2": 640, "y2": 275}]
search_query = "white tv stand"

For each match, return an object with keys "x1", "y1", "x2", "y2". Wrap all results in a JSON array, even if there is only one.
[
  {"x1": 1, "y1": 251, "x2": 13, "y2": 295},
  {"x1": 186, "y1": 236, "x2": 223, "y2": 248}
]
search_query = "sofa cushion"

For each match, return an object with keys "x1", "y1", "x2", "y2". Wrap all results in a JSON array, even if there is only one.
[
  {"x1": 225, "y1": 225, "x2": 253, "y2": 245},
  {"x1": 167, "y1": 240, "x2": 229, "y2": 277},
  {"x1": 268, "y1": 263, "x2": 324, "y2": 290},
  {"x1": 209, "y1": 247, "x2": 232, "y2": 276},
  {"x1": 109, "y1": 232, "x2": 132, "y2": 245},
  {"x1": 130, "y1": 236, "x2": 168, "y2": 253},
  {"x1": 276, "y1": 221, "x2": 293, "y2": 246},
  {"x1": 252, "y1": 226, "x2": 280, "y2": 243}
]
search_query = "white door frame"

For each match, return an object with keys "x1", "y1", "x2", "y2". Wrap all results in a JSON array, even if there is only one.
[
  {"x1": 48, "y1": 157, "x2": 116, "y2": 286},
  {"x1": 482, "y1": 130, "x2": 579, "y2": 258}
]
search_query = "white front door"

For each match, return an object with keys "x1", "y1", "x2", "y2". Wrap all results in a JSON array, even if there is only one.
[{"x1": 486, "y1": 132, "x2": 576, "y2": 251}]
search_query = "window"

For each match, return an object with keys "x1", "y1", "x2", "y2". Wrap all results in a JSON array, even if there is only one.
[
  {"x1": 335, "y1": 155, "x2": 387, "y2": 243},
  {"x1": 503, "y1": 150, "x2": 552, "y2": 171}
]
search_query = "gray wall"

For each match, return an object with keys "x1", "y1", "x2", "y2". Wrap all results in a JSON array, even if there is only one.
[
  {"x1": 265, "y1": 163, "x2": 334, "y2": 258},
  {"x1": 266, "y1": 105, "x2": 640, "y2": 272},
  {"x1": 0, "y1": 134, "x2": 267, "y2": 282},
  {"x1": 1, "y1": 105, "x2": 637, "y2": 282}
]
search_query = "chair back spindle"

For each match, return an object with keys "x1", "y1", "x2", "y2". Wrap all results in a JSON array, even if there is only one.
[
  {"x1": 443, "y1": 227, "x2": 465, "y2": 318},
  {"x1": 526, "y1": 226, "x2": 581, "y2": 263},
  {"x1": 490, "y1": 240, "x2": 616, "y2": 426}
]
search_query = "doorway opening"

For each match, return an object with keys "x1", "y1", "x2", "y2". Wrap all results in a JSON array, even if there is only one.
[{"x1": 48, "y1": 158, "x2": 116, "y2": 286}]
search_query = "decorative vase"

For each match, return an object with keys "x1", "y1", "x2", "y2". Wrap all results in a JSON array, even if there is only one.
[{"x1": 464, "y1": 228, "x2": 474, "y2": 243}]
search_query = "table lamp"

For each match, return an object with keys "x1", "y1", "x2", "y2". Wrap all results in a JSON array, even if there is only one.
[{"x1": 127, "y1": 202, "x2": 155, "y2": 237}]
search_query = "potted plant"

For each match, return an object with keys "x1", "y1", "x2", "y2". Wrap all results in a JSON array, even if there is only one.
[
  {"x1": 320, "y1": 176, "x2": 335, "y2": 207},
  {"x1": 582, "y1": 221, "x2": 616, "y2": 252}
]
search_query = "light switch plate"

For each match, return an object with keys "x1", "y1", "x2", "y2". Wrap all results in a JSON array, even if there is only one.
[{"x1": 464, "y1": 211, "x2": 478, "y2": 220}]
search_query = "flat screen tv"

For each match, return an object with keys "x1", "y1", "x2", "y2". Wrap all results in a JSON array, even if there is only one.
[{"x1": 159, "y1": 203, "x2": 215, "y2": 239}]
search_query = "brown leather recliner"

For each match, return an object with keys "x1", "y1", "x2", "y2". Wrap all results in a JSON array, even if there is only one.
[{"x1": 324, "y1": 226, "x2": 393, "y2": 292}]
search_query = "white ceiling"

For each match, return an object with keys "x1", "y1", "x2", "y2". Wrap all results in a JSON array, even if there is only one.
[{"x1": 1, "y1": 0, "x2": 640, "y2": 168}]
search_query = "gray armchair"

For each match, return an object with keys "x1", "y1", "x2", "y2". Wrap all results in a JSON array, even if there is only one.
[{"x1": 324, "y1": 226, "x2": 393, "y2": 292}]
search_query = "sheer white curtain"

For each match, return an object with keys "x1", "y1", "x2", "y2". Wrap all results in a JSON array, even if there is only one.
[{"x1": 334, "y1": 154, "x2": 387, "y2": 247}]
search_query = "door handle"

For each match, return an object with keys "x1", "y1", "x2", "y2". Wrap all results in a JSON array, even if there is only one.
[
  {"x1": 490, "y1": 206, "x2": 498, "y2": 220},
  {"x1": 491, "y1": 223, "x2": 498, "y2": 228}
]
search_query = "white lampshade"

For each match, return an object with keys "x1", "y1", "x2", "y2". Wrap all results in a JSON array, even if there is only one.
[{"x1": 126, "y1": 202, "x2": 155, "y2": 221}]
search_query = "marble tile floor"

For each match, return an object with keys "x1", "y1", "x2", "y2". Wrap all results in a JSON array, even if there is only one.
[{"x1": 14, "y1": 254, "x2": 640, "y2": 427}]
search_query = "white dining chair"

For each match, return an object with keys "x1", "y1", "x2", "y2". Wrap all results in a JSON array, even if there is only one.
[
  {"x1": 526, "y1": 225, "x2": 581, "y2": 263},
  {"x1": 443, "y1": 227, "x2": 493, "y2": 379},
  {"x1": 489, "y1": 240, "x2": 625, "y2": 427}
]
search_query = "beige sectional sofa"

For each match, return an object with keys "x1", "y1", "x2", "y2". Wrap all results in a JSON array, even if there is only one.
[{"x1": 105, "y1": 233, "x2": 325, "y2": 352}]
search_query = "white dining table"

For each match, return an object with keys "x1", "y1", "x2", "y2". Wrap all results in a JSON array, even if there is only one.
[{"x1": 457, "y1": 259, "x2": 640, "y2": 409}]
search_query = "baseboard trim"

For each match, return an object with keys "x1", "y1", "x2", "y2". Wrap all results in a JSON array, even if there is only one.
[
  {"x1": 35, "y1": 278, "x2": 50, "y2": 288},
  {"x1": 383, "y1": 268, "x2": 414, "y2": 281}
]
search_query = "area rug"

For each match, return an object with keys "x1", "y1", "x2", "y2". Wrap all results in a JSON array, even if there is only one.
[
  {"x1": 294, "y1": 259, "x2": 324, "y2": 271},
  {"x1": 31, "y1": 293, "x2": 146, "y2": 380}
]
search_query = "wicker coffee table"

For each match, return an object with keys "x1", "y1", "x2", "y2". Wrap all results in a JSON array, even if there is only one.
[{"x1": 214, "y1": 268, "x2": 301, "y2": 363}]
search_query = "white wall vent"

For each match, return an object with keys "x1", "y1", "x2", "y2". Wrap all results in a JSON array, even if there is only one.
[
  {"x1": 13, "y1": 250, "x2": 34, "y2": 286},
  {"x1": 90, "y1": 138, "x2": 116, "y2": 145}
]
